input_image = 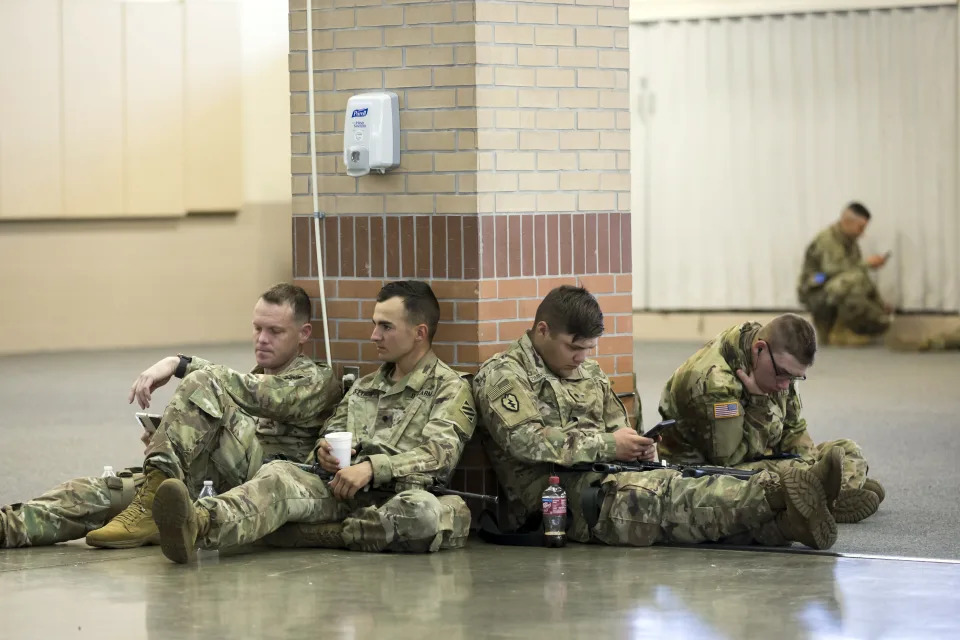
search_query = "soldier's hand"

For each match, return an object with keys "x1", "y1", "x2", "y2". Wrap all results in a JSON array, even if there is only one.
[
  {"x1": 637, "y1": 438, "x2": 659, "y2": 462},
  {"x1": 866, "y1": 254, "x2": 887, "y2": 269},
  {"x1": 129, "y1": 356, "x2": 179, "y2": 409},
  {"x1": 140, "y1": 429, "x2": 152, "y2": 453},
  {"x1": 613, "y1": 428, "x2": 651, "y2": 461},
  {"x1": 735, "y1": 368, "x2": 765, "y2": 396},
  {"x1": 329, "y1": 461, "x2": 373, "y2": 499},
  {"x1": 315, "y1": 440, "x2": 357, "y2": 474}
]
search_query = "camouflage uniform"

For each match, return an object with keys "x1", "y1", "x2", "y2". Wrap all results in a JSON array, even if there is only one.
[
  {"x1": 195, "y1": 352, "x2": 476, "y2": 553},
  {"x1": 797, "y1": 223, "x2": 890, "y2": 337},
  {"x1": 474, "y1": 333, "x2": 791, "y2": 548},
  {"x1": 0, "y1": 354, "x2": 339, "y2": 548},
  {"x1": 658, "y1": 322, "x2": 868, "y2": 491}
]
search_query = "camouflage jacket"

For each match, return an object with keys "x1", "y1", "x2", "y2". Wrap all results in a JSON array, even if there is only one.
[
  {"x1": 316, "y1": 351, "x2": 476, "y2": 488},
  {"x1": 473, "y1": 333, "x2": 630, "y2": 541},
  {"x1": 657, "y1": 323, "x2": 816, "y2": 467},
  {"x1": 183, "y1": 354, "x2": 340, "y2": 460},
  {"x1": 797, "y1": 223, "x2": 870, "y2": 302}
]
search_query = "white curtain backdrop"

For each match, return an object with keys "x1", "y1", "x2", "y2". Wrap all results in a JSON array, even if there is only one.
[{"x1": 631, "y1": 6, "x2": 958, "y2": 311}]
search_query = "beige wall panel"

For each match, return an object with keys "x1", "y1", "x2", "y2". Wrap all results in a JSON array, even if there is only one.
[
  {"x1": 185, "y1": 1, "x2": 244, "y2": 212},
  {"x1": 124, "y1": 3, "x2": 185, "y2": 216},
  {"x1": 62, "y1": 0, "x2": 124, "y2": 217},
  {"x1": 0, "y1": 203, "x2": 292, "y2": 354},
  {"x1": 0, "y1": 0, "x2": 62, "y2": 219}
]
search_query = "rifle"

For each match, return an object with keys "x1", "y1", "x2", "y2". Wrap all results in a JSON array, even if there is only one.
[
  {"x1": 562, "y1": 460, "x2": 759, "y2": 481},
  {"x1": 288, "y1": 462, "x2": 499, "y2": 504}
]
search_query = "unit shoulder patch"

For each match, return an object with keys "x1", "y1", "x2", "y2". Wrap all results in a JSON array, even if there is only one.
[{"x1": 501, "y1": 393, "x2": 520, "y2": 413}]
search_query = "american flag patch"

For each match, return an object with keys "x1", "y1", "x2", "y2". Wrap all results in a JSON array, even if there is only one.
[{"x1": 713, "y1": 402, "x2": 740, "y2": 419}]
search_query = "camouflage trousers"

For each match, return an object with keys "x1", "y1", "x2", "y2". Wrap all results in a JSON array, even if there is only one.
[
  {"x1": 0, "y1": 468, "x2": 146, "y2": 548},
  {"x1": 145, "y1": 369, "x2": 278, "y2": 499},
  {"x1": 1, "y1": 369, "x2": 307, "y2": 548},
  {"x1": 806, "y1": 269, "x2": 890, "y2": 336},
  {"x1": 737, "y1": 439, "x2": 869, "y2": 491},
  {"x1": 199, "y1": 461, "x2": 472, "y2": 553},
  {"x1": 589, "y1": 468, "x2": 785, "y2": 547}
]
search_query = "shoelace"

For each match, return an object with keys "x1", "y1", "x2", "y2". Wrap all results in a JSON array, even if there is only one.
[{"x1": 111, "y1": 493, "x2": 147, "y2": 526}]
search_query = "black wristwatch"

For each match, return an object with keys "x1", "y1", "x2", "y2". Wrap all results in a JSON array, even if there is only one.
[{"x1": 174, "y1": 354, "x2": 192, "y2": 379}]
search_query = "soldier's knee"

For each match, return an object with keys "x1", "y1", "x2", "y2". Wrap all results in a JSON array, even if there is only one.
[
  {"x1": 384, "y1": 490, "x2": 444, "y2": 550},
  {"x1": 436, "y1": 495, "x2": 472, "y2": 550}
]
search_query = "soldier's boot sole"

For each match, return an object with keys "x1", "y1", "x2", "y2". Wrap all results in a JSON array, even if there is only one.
[
  {"x1": 782, "y1": 468, "x2": 838, "y2": 550},
  {"x1": 263, "y1": 522, "x2": 345, "y2": 549},
  {"x1": 809, "y1": 447, "x2": 844, "y2": 508},
  {"x1": 153, "y1": 479, "x2": 198, "y2": 564},
  {"x1": 833, "y1": 488, "x2": 881, "y2": 524},
  {"x1": 863, "y1": 478, "x2": 885, "y2": 504}
]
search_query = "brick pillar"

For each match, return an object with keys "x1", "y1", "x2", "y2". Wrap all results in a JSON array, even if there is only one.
[{"x1": 288, "y1": 0, "x2": 632, "y2": 506}]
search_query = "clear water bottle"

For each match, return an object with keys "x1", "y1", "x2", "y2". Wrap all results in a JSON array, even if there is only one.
[
  {"x1": 198, "y1": 480, "x2": 217, "y2": 500},
  {"x1": 541, "y1": 476, "x2": 567, "y2": 548},
  {"x1": 196, "y1": 480, "x2": 219, "y2": 563},
  {"x1": 101, "y1": 466, "x2": 117, "y2": 478}
]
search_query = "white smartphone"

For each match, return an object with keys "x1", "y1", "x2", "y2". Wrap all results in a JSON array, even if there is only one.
[{"x1": 135, "y1": 412, "x2": 162, "y2": 435}]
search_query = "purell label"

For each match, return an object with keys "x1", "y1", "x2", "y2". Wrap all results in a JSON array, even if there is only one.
[{"x1": 542, "y1": 496, "x2": 567, "y2": 516}]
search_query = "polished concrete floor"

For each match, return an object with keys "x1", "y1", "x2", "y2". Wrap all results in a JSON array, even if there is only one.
[
  {"x1": 2, "y1": 341, "x2": 960, "y2": 639},
  {"x1": 2, "y1": 541, "x2": 959, "y2": 639}
]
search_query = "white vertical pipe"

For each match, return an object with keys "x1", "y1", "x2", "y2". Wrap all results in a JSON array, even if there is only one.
[{"x1": 306, "y1": 0, "x2": 332, "y2": 368}]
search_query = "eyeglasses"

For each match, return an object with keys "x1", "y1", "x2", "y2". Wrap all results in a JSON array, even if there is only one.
[{"x1": 767, "y1": 347, "x2": 806, "y2": 383}]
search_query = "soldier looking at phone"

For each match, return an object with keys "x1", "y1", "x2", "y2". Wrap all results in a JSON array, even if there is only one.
[
  {"x1": 658, "y1": 313, "x2": 884, "y2": 524},
  {"x1": 474, "y1": 286, "x2": 845, "y2": 551},
  {"x1": 0, "y1": 284, "x2": 340, "y2": 549},
  {"x1": 797, "y1": 202, "x2": 893, "y2": 346}
]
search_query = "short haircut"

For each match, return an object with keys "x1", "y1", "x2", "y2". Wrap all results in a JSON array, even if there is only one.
[
  {"x1": 846, "y1": 201, "x2": 871, "y2": 220},
  {"x1": 758, "y1": 313, "x2": 818, "y2": 366},
  {"x1": 260, "y1": 283, "x2": 311, "y2": 325},
  {"x1": 533, "y1": 286, "x2": 605, "y2": 341},
  {"x1": 376, "y1": 280, "x2": 441, "y2": 343}
]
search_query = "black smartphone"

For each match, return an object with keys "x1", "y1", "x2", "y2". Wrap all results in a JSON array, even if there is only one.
[
  {"x1": 642, "y1": 419, "x2": 675, "y2": 440},
  {"x1": 135, "y1": 412, "x2": 162, "y2": 435}
]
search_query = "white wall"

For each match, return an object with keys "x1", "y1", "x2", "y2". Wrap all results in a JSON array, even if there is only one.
[
  {"x1": 631, "y1": 5, "x2": 960, "y2": 313},
  {"x1": 0, "y1": 0, "x2": 293, "y2": 354}
]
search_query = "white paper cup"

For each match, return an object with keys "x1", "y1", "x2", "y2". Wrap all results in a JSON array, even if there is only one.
[{"x1": 325, "y1": 432, "x2": 353, "y2": 469}]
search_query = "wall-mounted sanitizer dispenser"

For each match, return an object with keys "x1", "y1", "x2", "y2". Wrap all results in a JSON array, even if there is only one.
[{"x1": 344, "y1": 92, "x2": 400, "y2": 177}]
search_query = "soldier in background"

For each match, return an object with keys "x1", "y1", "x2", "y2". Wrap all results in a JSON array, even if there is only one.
[
  {"x1": 149, "y1": 281, "x2": 476, "y2": 564},
  {"x1": 797, "y1": 202, "x2": 892, "y2": 346},
  {"x1": 475, "y1": 286, "x2": 843, "y2": 551},
  {"x1": 658, "y1": 314, "x2": 883, "y2": 524},
  {"x1": 0, "y1": 284, "x2": 340, "y2": 549}
]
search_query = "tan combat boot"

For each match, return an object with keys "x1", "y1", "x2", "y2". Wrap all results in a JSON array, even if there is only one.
[
  {"x1": 827, "y1": 323, "x2": 873, "y2": 347},
  {"x1": 152, "y1": 478, "x2": 211, "y2": 564},
  {"x1": 86, "y1": 469, "x2": 167, "y2": 548},
  {"x1": 774, "y1": 467, "x2": 838, "y2": 550},
  {"x1": 833, "y1": 489, "x2": 880, "y2": 523},
  {"x1": 863, "y1": 478, "x2": 885, "y2": 503},
  {"x1": 263, "y1": 522, "x2": 345, "y2": 549},
  {"x1": 807, "y1": 447, "x2": 844, "y2": 507}
]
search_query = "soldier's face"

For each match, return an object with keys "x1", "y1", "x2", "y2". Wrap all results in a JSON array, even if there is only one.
[
  {"x1": 370, "y1": 297, "x2": 424, "y2": 362},
  {"x1": 841, "y1": 211, "x2": 869, "y2": 238},
  {"x1": 251, "y1": 300, "x2": 310, "y2": 370},
  {"x1": 755, "y1": 343, "x2": 808, "y2": 394},
  {"x1": 533, "y1": 323, "x2": 598, "y2": 378}
]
